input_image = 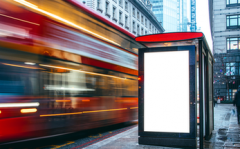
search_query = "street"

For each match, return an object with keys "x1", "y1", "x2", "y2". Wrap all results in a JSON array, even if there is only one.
[{"x1": 2, "y1": 104, "x2": 240, "y2": 149}]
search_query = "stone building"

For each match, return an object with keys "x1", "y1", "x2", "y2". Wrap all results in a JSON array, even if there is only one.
[
  {"x1": 212, "y1": 0, "x2": 240, "y2": 103},
  {"x1": 77, "y1": 0, "x2": 164, "y2": 35}
]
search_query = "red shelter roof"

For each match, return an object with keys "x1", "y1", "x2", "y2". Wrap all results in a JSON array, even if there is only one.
[{"x1": 135, "y1": 32, "x2": 204, "y2": 43}]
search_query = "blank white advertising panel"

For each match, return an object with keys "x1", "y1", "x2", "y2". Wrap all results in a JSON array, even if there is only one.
[{"x1": 144, "y1": 51, "x2": 190, "y2": 133}]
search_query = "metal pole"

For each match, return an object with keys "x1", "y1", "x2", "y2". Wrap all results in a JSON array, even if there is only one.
[
  {"x1": 212, "y1": 57, "x2": 214, "y2": 130},
  {"x1": 199, "y1": 40, "x2": 204, "y2": 149},
  {"x1": 206, "y1": 51, "x2": 209, "y2": 139}
]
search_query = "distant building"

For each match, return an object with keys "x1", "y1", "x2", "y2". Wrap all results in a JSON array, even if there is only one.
[
  {"x1": 190, "y1": 0, "x2": 196, "y2": 32},
  {"x1": 150, "y1": 0, "x2": 188, "y2": 32},
  {"x1": 177, "y1": 0, "x2": 188, "y2": 32},
  {"x1": 77, "y1": 0, "x2": 164, "y2": 35},
  {"x1": 212, "y1": 0, "x2": 240, "y2": 103}
]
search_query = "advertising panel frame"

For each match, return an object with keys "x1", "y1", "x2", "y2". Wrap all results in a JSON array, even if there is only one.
[{"x1": 138, "y1": 45, "x2": 197, "y2": 147}]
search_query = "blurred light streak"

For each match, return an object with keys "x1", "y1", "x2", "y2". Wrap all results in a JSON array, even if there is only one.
[
  {"x1": 14, "y1": 0, "x2": 121, "y2": 46},
  {"x1": 14, "y1": 0, "x2": 38, "y2": 8},
  {"x1": 0, "y1": 110, "x2": 1, "y2": 114},
  {"x1": 55, "y1": 100, "x2": 71, "y2": 102},
  {"x1": 44, "y1": 85, "x2": 94, "y2": 91},
  {"x1": 130, "y1": 107, "x2": 138, "y2": 109},
  {"x1": 21, "y1": 108, "x2": 37, "y2": 113},
  {"x1": 83, "y1": 108, "x2": 127, "y2": 113},
  {"x1": 40, "y1": 112, "x2": 82, "y2": 117},
  {"x1": 24, "y1": 62, "x2": 36, "y2": 65},
  {"x1": 0, "y1": 102, "x2": 39, "y2": 108},
  {"x1": 115, "y1": 99, "x2": 136, "y2": 103},
  {"x1": 82, "y1": 99, "x2": 90, "y2": 102},
  {"x1": 39, "y1": 64, "x2": 125, "y2": 79},
  {"x1": 0, "y1": 14, "x2": 40, "y2": 26},
  {"x1": 2, "y1": 63, "x2": 39, "y2": 69}
]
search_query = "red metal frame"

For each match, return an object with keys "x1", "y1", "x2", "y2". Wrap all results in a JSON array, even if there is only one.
[{"x1": 135, "y1": 32, "x2": 204, "y2": 43}]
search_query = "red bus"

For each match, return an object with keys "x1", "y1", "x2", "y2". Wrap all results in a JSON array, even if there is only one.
[{"x1": 0, "y1": 0, "x2": 143, "y2": 143}]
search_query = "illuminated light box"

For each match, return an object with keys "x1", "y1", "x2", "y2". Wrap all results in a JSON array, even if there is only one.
[
  {"x1": 138, "y1": 45, "x2": 197, "y2": 148},
  {"x1": 144, "y1": 51, "x2": 189, "y2": 133}
]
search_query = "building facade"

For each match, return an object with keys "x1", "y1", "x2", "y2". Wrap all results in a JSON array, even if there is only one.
[
  {"x1": 77, "y1": 0, "x2": 164, "y2": 35},
  {"x1": 177, "y1": 0, "x2": 188, "y2": 32},
  {"x1": 213, "y1": 0, "x2": 240, "y2": 103},
  {"x1": 190, "y1": 0, "x2": 196, "y2": 32},
  {"x1": 150, "y1": 0, "x2": 188, "y2": 32}
]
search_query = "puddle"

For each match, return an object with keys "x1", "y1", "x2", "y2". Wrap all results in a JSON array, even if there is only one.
[
  {"x1": 218, "y1": 135, "x2": 228, "y2": 141},
  {"x1": 225, "y1": 113, "x2": 231, "y2": 121},
  {"x1": 218, "y1": 128, "x2": 228, "y2": 135}
]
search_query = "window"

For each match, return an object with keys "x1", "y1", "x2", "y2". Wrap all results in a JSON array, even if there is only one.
[
  {"x1": 119, "y1": 0, "x2": 122, "y2": 7},
  {"x1": 149, "y1": 23, "x2": 151, "y2": 30},
  {"x1": 141, "y1": 15, "x2": 144, "y2": 24},
  {"x1": 227, "y1": 38, "x2": 240, "y2": 50},
  {"x1": 226, "y1": 0, "x2": 240, "y2": 7},
  {"x1": 97, "y1": 0, "x2": 101, "y2": 8},
  {"x1": 132, "y1": 21, "x2": 136, "y2": 33},
  {"x1": 226, "y1": 15, "x2": 240, "y2": 29},
  {"x1": 137, "y1": 11, "x2": 140, "y2": 20},
  {"x1": 125, "y1": 15, "x2": 129, "y2": 28},
  {"x1": 145, "y1": 30, "x2": 147, "y2": 35},
  {"x1": 105, "y1": 1, "x2": 110, "y2": 17},
  {"x1": 97, "y1": 0, "x2": 102, "y2": 12},
  {"x1": 137, "y1": 24, "x2": 140, "y2": 35},
  {"x1": 125, "y1": 1, "x2": 128, "y2": 11},
  {"x1": 113, "y1": 6, "x2": 117, "y2": 21},
  {"x1": 106, "y1": 1, "x2": 109, "y2": 13},
  {"x1": 141, "y1": 28, "x2": 143, "y2": 35},
  {"x1": 119, "y1": 11, "x2": 123, "y2": 24},
  {"x1": 226, "y1": 89, "x2": 237, "y2": 101},
  {"x1": 133, "y1": 8, "x2": 135, "y2": 17},
  {"x1": 0, "y1": 60, "x2": 40, "y2": 96},
  {"x1": 225, "y1": 62, "x2": 239, "y2": 76},
  {"x1": 145, "y1": 19, "x2": 147, "y2": 27}
]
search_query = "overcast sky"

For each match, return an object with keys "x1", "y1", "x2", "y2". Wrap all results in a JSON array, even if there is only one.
[{"x1": 196, "y1": 0, "x2": 213, "y2": 52}]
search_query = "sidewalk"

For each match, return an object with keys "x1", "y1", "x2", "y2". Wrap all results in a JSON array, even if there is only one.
[
  {"x1": 82, "y1": 104, "x2": 239, "y2": 149},
  {"x1": 208, "y1": 104, "x2": 240, "y2": 149}
]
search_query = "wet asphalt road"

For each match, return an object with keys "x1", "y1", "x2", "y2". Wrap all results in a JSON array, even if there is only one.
[{"x1": 0, "y1": 121, "x2": 137, "y2": 149}]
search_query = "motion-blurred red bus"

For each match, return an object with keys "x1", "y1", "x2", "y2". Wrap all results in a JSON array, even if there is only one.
[{"x1": 0, "y1": 0, "x2": 143, "y2": 143}]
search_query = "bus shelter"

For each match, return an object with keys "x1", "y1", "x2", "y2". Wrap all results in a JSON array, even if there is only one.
[{"x1": 136, "y1": 32, "x2": 214, "y2": 148}]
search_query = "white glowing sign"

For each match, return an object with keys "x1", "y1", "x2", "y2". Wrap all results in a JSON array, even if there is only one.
[{"x1": 144, "y1": 51, "x2": 190, "y2": 133}]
